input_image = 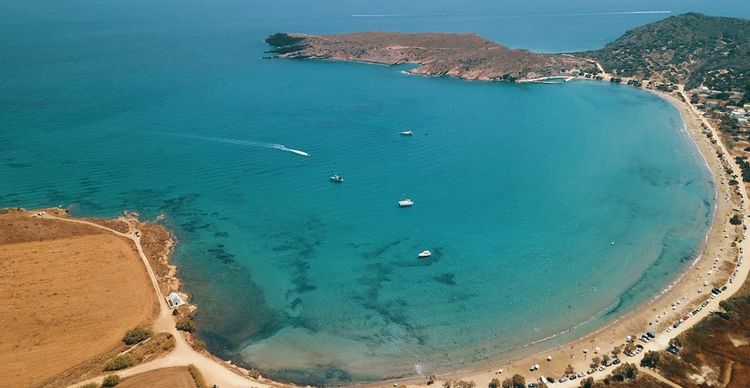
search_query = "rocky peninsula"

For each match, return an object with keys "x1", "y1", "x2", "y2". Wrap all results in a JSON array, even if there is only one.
[{"x1": 265, "y1": 32, "x2": 598, "y2": 81}]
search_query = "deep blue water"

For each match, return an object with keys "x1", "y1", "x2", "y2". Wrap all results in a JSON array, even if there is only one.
[{"x1": 1, "y1": 0, "x2": 746, "y2": 384}]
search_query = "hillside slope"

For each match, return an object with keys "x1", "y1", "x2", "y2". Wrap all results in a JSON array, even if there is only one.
[{"x1": 583, "y1": 12, "x2": 750, "y2": 95}]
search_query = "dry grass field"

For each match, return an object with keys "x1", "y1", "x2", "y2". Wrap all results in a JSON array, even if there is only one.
[
  {"x1": 118, "y1": 367, "x2": 198, "y2": 388},
  {"x1": 657, "y1": 294, "x2": 750, "y2": 387},
  {"x1": 0, "y1": 209, "x2": 158, "y2": 387}
]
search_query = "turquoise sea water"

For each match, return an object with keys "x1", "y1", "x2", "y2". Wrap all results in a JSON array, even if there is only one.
[{"x1": 2, "y1": 0, "x2": 746, "y2": 384}]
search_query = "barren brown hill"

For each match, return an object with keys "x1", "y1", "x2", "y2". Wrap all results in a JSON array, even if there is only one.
[
  {"x1": 265, "y1": 32, "x2": 597, "y2": 81},
  {"x1": 0, "y1": 209, "x2": 158, "y2": 387}
]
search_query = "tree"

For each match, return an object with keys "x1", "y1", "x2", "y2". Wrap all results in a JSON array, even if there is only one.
[
  {"x1": 611, "y1": 345, "x2": 622, "y2": 357},
  {"x1": 427, "y1": 375, "x2": 437, "y2": 385},
  {"x1": 590, "y1": 356, "x2": 601, "y2": 369},
  {"x1": 622, "y1": 362, "x2": 638, "y2": 380},
  {"x1": 176, "y1": 317, "x2": 196, "y2": 333},
  {"x1": 102, "y1": 375, "x2": 120, "y2": 387},
  {"x1": 489, "y1": 378, "x2": 500, "y2": 388},
  {"x1": 501, "y1": 374, "x2": 525, "y2": 388},
  {"x1": 565, "y1": 364, "x2": 575, "y2": 375},
  {"x1": 624, "y1": 343, "x2": 635, "y2": 355},
  {"x1": 641, "y1": 351, "x2": 660, "y2": 368},
  {"x1": 104, "y1": 354, "x2": 134, "y2": 371},
  {"x1": 669, "y1": 338, "x2": 682, "y2": 348},
  {"x1": 610, "y1": 362, "x2": 638, "y2": 381},
  {"x1": 580, "y1": 377, "x2": 594, "y2": 388},
  {"x1": 601, "y1": 354, "x2": 610, "y2": 365},
  {"x1": 122, "y1": 327, "x2": 152, "y2": 345},
  {"x1": 454, "y1": 381, "x2": 475, "y2": 388}
]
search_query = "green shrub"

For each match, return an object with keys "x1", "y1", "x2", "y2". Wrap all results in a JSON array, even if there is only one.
[
  {"x1": 101, "y1": 375, "x2": 120, "y2": 387},
  {"x1": 122, "y1": 327, "x2": 152, "y2": 345},
  {"x1": 104, "y1": 354, "x2": 135, "y2": 371},
  {"x1": 247, "y1": 367, "x2": 261, "y2": 379},
  {"x1": 454, "y1": 381, "x2": 475, "y2": 388},
  {"x1": 501, "y1": 375, "x2": 525, "y2": 388},
  {"x1": 640, "y1": 351, "x2": 660, "y2": 368},
  {"x1": 188, "y1": 364, "x2": 207, "y2": 388},
  {"x1": 176, "y1": 317, "x2": 196, "y2": 333}
]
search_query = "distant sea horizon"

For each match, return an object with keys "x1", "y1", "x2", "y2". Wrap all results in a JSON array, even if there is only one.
[{"x1": 2, "y1": 0, "x2": 745, "y2": 384}]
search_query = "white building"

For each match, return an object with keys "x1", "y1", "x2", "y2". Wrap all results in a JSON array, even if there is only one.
[{"x1": 166, "y1": 292, "x2": 186, "y2": 309}]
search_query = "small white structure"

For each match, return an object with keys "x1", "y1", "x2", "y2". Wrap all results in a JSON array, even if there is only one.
[{"x1": 166, "y1": 292, "x2": 186, "y2": 309}]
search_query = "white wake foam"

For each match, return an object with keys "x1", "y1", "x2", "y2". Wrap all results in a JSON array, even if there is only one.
[{"x1": 147, "y1": 132, "x2": 310, "y2": 157}]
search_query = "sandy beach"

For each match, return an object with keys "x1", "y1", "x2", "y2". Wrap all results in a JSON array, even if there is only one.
[
  {"x1": 4, "y1": 68, "x2": 746, "y2": 388},
  {"x1": 51, "y1": 78, "x2": 750, "y2": 388},
  {"x1": 378, "y1": 75, "x2": 750, "y2": 388}
]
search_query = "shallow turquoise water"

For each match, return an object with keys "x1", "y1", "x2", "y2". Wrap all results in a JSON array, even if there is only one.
[{"x1": 0, "y1": 0, "x2": 730, "y2": 384}]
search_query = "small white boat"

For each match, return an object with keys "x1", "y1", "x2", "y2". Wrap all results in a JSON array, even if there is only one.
[
  {"x1": 418, "y1": 250, "x2": 431, "y2": 258},
  {"x1": 330, "y1": 175, "x2": 344, "y2": 183},
  {"x1": 400, "y1": 130, "x2": 414, "y2": 136},
  {"x1": 398, "y1": 198, "x2": 414, "y2": 207}
]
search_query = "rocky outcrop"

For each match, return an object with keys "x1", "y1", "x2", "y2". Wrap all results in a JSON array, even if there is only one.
[{"x1": 265, "y1": 32, "x2": 597, "y2": 82}]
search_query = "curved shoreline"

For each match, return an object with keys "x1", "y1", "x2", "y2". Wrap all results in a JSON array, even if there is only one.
[
  {"x1": 12, "y1": 63, "x2": 746, "y2": 388},
  {"x1": 393, "y1": 75, "x2": 748, "y2": 388},
  {"x1": 69, "y1": 78, "x2": 742, "y2": 388}
]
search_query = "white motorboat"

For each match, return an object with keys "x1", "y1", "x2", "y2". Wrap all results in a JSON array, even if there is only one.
[
  {"x1": 418, "y1": 250, "x2": 431, "y2": 258},
  {"x1": 330, "y1": 174, "x2": 344, "y2": 183},
  {"x1": 400, "y1": 130, "x2": 414, "y2": 136},
  {"x1": 398, "y1": 198, "x2": 414, "y2": 207}
]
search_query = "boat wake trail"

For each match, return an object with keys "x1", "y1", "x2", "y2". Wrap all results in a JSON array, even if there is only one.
[
  {"x1": 145, "y1": 132, "x2": 310, "y2": 157},
  {"x1": 270, "y1": 144, "x2": 310, "y2": 156}
]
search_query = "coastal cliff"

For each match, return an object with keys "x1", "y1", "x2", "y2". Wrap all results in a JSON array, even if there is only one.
[{"x1": 265, "y1": 32, "x2": 597, "y2": 81}]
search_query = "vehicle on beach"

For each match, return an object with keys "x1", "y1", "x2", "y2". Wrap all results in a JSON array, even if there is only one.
[
  {"x1": 418, "y1": 250, "x2": 432, "y2": 258},
  {"x1": 330, "y1": 174, "x2": 344, "y2": 183},
  {"x1": 400, "y1": 130, "x2": 413, "y2": 136},
  {"x1": 398, "y1": 198, "x2": 414, "y2": 207}
]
